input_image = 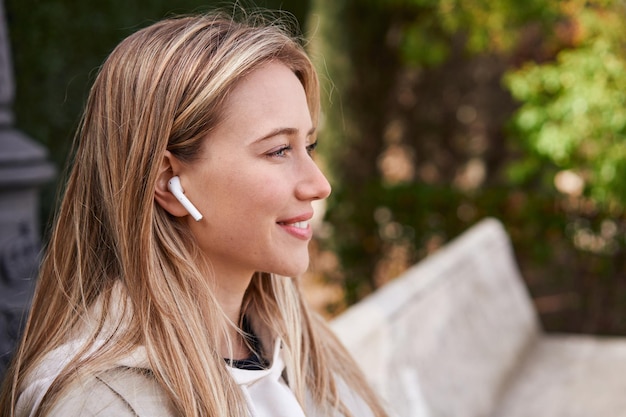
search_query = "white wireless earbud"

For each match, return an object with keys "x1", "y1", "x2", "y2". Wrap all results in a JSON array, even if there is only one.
[{"x1": 167, "y1": 176, "x2": 203, "y2": 221}]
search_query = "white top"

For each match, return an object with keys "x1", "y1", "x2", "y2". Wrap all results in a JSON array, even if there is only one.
[{"x1": 229, "y1": 338, "x2": 306, "y2": 417}]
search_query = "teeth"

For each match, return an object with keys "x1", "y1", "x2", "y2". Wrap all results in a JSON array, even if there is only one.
[{"x1": 278, "y1": 220, "x2": 310, "y2": 229}]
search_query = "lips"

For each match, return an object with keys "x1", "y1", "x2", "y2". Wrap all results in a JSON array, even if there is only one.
[
  {"x1": 277, "y1": 212, "x2": 313, "y2": 224},
  {"x1": 277, "y1": 213, "x2": 314, "y2": 240}
]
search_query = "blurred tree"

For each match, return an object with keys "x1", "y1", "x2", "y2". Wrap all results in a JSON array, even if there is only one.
[
  {"x1": 309, "y1": 0, "x2": 626, "y2": 334},
  {"x1": 504, "y1": 0, "x2": 626, "y2": 333},
  {"x1": 506, "y1": 2, "x2": 626, "y2": 210},
  {"x1": 308, "y1": 0, "x2": 557, "y2": 302}
]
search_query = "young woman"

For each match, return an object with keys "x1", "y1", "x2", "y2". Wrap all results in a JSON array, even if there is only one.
[{"x1": 0, "y1": 11, "x2": 389, "y2": 417}]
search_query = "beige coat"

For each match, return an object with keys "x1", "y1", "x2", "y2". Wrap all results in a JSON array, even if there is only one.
[
  {"x1": 16, "y1": 286, "x2": 375, "y2": 417},
  {"x1": 16, "y1": 339, "x2": 376, "y2": 417},
  {"x1": 45, "y1": 366, "x2": 176, "y2": 417}
]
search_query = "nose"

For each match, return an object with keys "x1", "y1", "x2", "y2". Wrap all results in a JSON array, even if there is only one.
[{"x1": 296, "y1": 157, "x2": 332, "y2": 201}]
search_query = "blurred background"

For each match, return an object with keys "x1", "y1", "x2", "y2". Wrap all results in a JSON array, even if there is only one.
[{"x1": 5, "y1": 0, "x2": 626, "y2": 336}]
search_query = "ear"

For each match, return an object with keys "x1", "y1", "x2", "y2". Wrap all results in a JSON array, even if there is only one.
[{"x1": 154, "y1": 151, "x2": 189, "y2": 218}]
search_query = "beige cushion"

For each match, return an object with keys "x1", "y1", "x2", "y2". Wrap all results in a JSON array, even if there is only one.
[{"x1": 494, "y1": 335, "x2": 626, "y2": 417}]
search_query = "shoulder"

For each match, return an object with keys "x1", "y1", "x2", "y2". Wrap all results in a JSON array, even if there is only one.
[
  {"x1": 20, "y1": 366, "x2": 176, "y2": 417},
  {"x1": 49, "y1": 367, "x2": 175, "y2": 417}
]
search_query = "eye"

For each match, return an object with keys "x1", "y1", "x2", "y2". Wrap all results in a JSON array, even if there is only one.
[
  {"x1": 267, "y1": 145, "x2": 292, "y2": 158},
  {"x1": 306, "y1": 141, "x2": 318, "y2": 156}
]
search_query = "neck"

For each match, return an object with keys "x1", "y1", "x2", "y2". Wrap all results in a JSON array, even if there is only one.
[{"x1": 212, "y1": 269, "x2": 256, "y2": 360}]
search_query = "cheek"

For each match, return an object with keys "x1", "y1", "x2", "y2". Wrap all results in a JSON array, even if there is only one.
[
  {"x1": 205, "y1": 172, "x2": 284, "y2": 221},
  {"x1": 193, "y1": 175, "x2": 287, "y2": 253},
  {"x1": 227, "y1": 171, "x2": 285, "y2": 206}
]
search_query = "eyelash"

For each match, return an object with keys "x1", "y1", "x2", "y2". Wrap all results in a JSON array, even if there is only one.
[{"x1": 267, "y1": 142, "x2": 318, "y2": 158}]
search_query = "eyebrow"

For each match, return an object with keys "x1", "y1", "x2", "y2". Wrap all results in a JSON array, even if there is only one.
[{"x1": 252, "y1": 126, "x2": 317, "y2": 143}]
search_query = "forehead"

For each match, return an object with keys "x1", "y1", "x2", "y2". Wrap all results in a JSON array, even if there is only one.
[{"x1": 212, "y1": 62, "x2": 313, "y2": 142}]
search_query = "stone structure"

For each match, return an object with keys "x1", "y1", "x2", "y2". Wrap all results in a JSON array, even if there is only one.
[
  {"x1": 0, "y1": 0, "x2": 56, "y2": 380},
  {"x1": 332, "y1": 218, "x2": 626, "y2": 417}
]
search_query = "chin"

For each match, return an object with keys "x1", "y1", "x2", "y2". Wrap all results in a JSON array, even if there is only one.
[
  {"x1": 273, "y1": 267, "x2": 308, "y2": 278},
  {"x1": 268, "y1": 259, "x2": 310, "y2": 278}
]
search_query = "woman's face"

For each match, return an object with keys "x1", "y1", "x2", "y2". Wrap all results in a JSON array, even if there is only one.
[{"x1": 180, "y1": 62, "x2": 331, "y2": 283}]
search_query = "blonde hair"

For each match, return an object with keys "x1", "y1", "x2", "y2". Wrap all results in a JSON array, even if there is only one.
[{"x1": 0, "y1": 11, "x2": 387, "y2": 417}]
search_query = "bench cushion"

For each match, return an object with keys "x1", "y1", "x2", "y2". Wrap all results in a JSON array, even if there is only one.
[{"x1": 493, "y1": 334, "x2": 626, "y2": 417}]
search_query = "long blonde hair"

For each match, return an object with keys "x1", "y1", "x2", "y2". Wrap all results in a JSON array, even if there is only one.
[{"x1": 0, "y1": 11, "x2": 387, "y2": 417}]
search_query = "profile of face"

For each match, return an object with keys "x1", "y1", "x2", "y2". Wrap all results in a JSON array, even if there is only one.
[{"x1": 163, "y1": 62, "x2": 331, "y2": 282}]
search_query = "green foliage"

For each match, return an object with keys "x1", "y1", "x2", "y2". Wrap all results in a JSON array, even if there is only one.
[
  {"x1": 401, "y1": 22, "x2": 450, "y2": 67},
  {"x1": 311, "y1": 0, "x2": 564, "y2": 292},
  {"x1": 312, "y1": 0, "x2": 626, "y2": 335},
  {"x1": 505, "y1": 4, "x2": 626, "y2": 209},
  {"x1": 394, "y1": 0, "x2": 559, "y2": 67}
]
